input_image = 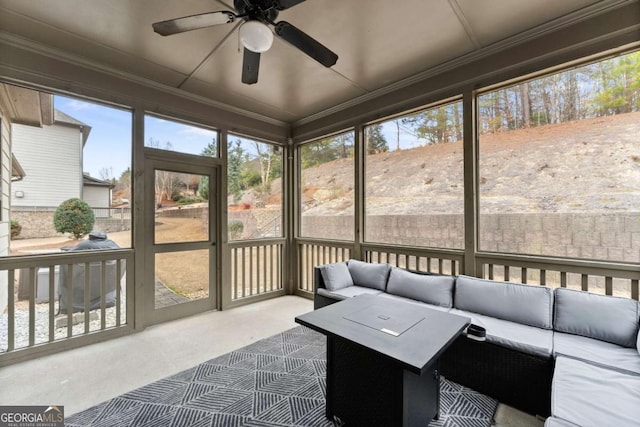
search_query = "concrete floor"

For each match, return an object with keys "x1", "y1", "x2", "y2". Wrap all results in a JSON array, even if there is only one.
[{"x1": 0, "y1": 295, "x2": 543, "y2": 426}]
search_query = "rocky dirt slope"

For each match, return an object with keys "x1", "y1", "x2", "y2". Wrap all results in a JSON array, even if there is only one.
[{"x1": 295, "y1": 112, "x2": 640, "y2": 215}]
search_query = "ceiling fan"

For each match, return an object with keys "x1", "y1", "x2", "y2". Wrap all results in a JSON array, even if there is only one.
[{"x1": 152, "y1": 0, "x2": 338, "y2": 85}]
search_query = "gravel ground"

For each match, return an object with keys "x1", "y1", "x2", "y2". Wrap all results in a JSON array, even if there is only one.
[{"x1": 0, "y1": 298, "x2": 127, "y2": 353}]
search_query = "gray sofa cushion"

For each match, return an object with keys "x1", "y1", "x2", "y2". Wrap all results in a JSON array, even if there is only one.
[
  {"x1": 553, "y1": 332, "x2": 640, "y2": 374},
  {"x1": 386, "y1": 267, "x2": 454, "y2": 307},
  {"x1": 377, "y1": 293, "x2": 451, "y2": 312},
  {"x1": 317, "y1": 286, "x2": 382, "y2": 300},
  {"x1": 551, "y1": 355, "x2": 640, "y2": 427},
  {"x1": 544, "y1": 417, "x2": 580, "y2": 427},
  {"x1": 554, "y1": 288, "x2": 640, "y2": 348},
  {"x1": 450, "y1": 308, "x2": 553, "y2": 357},
  {"x1": 347, "y1": 260, "x2": 390, "y2": 291},
  {"x1": 319, "y1": 262, "x2": 353, "y2": 291},
  {"x1": 454, "y1": 275, "x2": 553, "y2": 329}
]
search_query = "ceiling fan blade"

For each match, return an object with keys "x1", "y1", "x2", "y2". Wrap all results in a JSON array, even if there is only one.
[
  {"x1": 242, "y1": 48, "x2": 260, "y2": 85},
  {"x1": 274, "y1": 21, "x2": 338, "y2": 67},
  {"x1": 152, "y1": 11, "x2": 235, "y2": 36},
  {"x1": 275, "y1": 0, "x2": 307, "y2": 10}
]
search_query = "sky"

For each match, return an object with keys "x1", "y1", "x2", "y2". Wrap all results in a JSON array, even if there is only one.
[
  {"x1": 54, "y1": 95, "x2": 427, "y2": 180},
  {"x1": 54, "y1": 95, "x2": 218, "y2": 179}
]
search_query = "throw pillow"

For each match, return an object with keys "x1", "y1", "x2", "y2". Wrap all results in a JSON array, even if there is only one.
[
  {"x1": 347, "y1": 259, "x2": 390, "y2": 291},
  {"x1": 386, "y1": 267, "x2": 454, "y2": 307},
  {"x1": 320, "y1": 262, "x2": 353, "y2": 291}
]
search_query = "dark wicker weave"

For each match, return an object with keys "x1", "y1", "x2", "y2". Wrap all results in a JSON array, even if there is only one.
[
  {"x1": 327, "y1": 336, "x2": 439, "y2": 426},
  {"x1": 313, "y1": 267, "x2": 343, "y2": 309},
  {"x1": 440, "y1": 336, "x2": 553, "y2": 417}
]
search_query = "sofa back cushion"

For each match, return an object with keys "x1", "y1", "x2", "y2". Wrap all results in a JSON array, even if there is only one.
[
  {"x1": 319, "y1": 262, "x2": 353, "y2": 291},
  {"x1": 347, "y1": 260, "x2": 390, "y2": 291},
  {"x1": 386, "y1": 268, "x2": 454, "y2": 307},
  {"x1": 454, "y1": 275, "x2": 553, "y2": 329},
  {"x1": 554, "y1": 288, "x2": 640, "y2": 348}
]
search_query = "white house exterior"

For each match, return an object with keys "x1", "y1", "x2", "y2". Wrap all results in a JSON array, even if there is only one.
[
  {"x1": 83, "y1": 173, "x2": 113, "y2": 217},
  {"x1": 11, "y1": 109, "x2": 90, "y2": 209}
]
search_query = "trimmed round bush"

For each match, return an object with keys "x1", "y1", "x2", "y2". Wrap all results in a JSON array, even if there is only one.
[{"x1": 53, "y1": 198, "x2": 95, "y2": 239}]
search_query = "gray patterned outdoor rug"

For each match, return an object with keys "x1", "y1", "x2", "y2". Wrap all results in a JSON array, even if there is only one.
[{"x1": 67, "y1": 326, "x2": 497, "y2": 426}]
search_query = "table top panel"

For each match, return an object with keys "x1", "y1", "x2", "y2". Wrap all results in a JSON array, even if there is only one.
[{"x1": 295, "y1": 295, "x2": 470, "y2": 374}]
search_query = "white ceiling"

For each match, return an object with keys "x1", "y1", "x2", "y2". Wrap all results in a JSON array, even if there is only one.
[{"x1": 0, "y1": 0, "x2": 620, "y2": 123}]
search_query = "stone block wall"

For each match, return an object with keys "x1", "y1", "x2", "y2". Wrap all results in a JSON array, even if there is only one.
[
  {"x1": 12, "y1": 210, "x2": 131, "y2": 239},
  {"x1": 300, "y1": 212, "x2": 640, "y2": 263}
]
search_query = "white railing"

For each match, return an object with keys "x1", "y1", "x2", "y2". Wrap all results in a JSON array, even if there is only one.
[{"x1": 229, "y1": 239, "x2": 285, "y2": 300}]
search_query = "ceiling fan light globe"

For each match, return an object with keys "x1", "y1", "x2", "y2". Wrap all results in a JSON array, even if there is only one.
[{"x1": 239, "y1": 20, "x2": 274, "y2": 53}]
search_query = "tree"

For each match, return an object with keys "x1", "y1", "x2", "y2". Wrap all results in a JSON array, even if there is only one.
[
  {"x1": 53, "y1": 198, "x2": 95, "y2": 239},
  {"x1": 116, "y1": 167, "x2": 131, "y2": 201},
  {"x1": 366, "y1": 123, "x2": 388, "y2": 154},
  {"x1": 227, "y1": 140, "x2": 244, "y2": 202},
  {"x1": 199, "y1": 139, "x2": 217, "y2": 200},
  {"x1": 253, "y1": 141, "x2": 281, "y2": 192},
  {"x1": 404, "y1": 103, "x2": 462, "y2": 144},
  {"x1": 300, "y1": 133, "x2": 354, "y2": 169},
  {"x1": 98, "y1": 166, "x2": 114, "y2": 182}
]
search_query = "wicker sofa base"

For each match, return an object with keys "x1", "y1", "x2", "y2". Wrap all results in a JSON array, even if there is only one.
[{"x1": 440, "y1": 335, "x2": 553, "y2": 417}]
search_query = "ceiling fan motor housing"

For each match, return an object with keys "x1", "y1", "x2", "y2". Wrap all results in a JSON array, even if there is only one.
[{"x1": 234, "y1": 0, "x2": 280, "y2": 22}]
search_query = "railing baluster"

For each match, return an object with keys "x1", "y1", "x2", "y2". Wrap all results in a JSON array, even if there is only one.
[
  {"x1": 252, "y1": 246, "x2": 262, "y2": 295},
  {"x1": 540, "y1": 269, "x2": 546, "y2": 287},
  {"x1": 560, "y1": 271, "x2": 567, "y2": 288},
  {"x1": 232, "y1": 248, "x2": 237, "y2": 299},
  {"x1": 632, "y1": 279, "x2": 639, "y2": 301},
  {"x1": 249, "y1": 247, "x2": 254, "y2": 296},
  {"x1": 116, "y1": 260, "x2": 122, "y2": 327},
  {"x1": 605, "y1": 276, "x2": 613, "y2": 296},
  {"x1": 307, "y1": 245, "x2": 312, "y2": 291},
  {"x1": 269, "y1": 245, "x2": 274, "y2": 292},
  {"x1": 277, "y1": 243, "x2": 282, "y2": 290},
  {"x1": 49, "y1": 266, "x2": 55, "y2": 342},
  {"x1": 241, "y1": 247, "x2": 246, "y2": 298},
  {"x1": 488, "y1": 264, "x2": 494, "y2": 280},
  {"x1": 581, "y1": 274, "x2": 589, "y2": 292},
  {"x1": 67, "y1": 264, "x2": 74, "y2": 338},
  {"x1": 8, "y1": 269, "x2": 15, "y2": 352},
  {"x1": 101, "y1": 260, "x2": 107, "y2": 330},
  {"x1": 263, "y1": 245, "x2": 268, "y2": 294},
  {"x1": 504, "y1": 265, "x2": 510, "y2": 281},
  {"x1": 438, "y1": 258, "x2": 443, "y2": 274},
  {"x1": 28, "y1": 267, "x2": 36, "y2": 347},
  {"x1": 84, "y1": 262, "x2": 91, "y2": 334},
  {"x1": 522, "y1": 267, "x2": 528, "y2": 284}
]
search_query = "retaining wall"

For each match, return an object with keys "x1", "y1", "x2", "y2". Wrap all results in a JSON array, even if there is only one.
[{"x1": 301, "y1": 212, "x2": 640, "y2": 263}]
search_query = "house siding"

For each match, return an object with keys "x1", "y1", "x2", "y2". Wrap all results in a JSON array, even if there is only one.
[
  {"x1": 83, "y1": 185, "x2": 110, "y2": 209},
  {"x1": 11, "y1": 122, "x2": 82, "y2": 208}
]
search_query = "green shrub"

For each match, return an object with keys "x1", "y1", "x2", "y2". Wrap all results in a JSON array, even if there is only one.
[
  {"x1": 177, "y1": 197, "x2": 202, "y2": 205},
  {"x1": 53, "y1": 198, "x2": 95, "y2": 239},
  {"x1": 10, "y1": 220, "x2": 21, "y2": 239},
  {"x1": 228, "y1": 220, "x2": 244, "y2": 240}
]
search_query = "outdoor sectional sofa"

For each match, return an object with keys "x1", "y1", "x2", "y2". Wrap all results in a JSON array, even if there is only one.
[{"x1": 313, "y1": 260, "x2": 640, "y2": 426}]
